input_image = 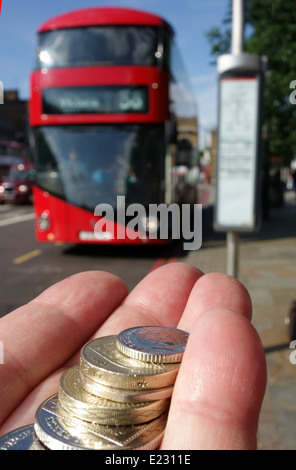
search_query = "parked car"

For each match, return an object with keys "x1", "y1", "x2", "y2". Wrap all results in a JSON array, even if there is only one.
[{"x1": 0, "y1": 164, "x2": 36, "y2": 204}]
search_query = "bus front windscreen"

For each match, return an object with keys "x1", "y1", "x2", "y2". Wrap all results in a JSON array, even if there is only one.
[
  {"x1": 36, "y1": 26, "x2": 159, "y2": 68},
  {"x1": 33, "y1": 124, "x2": 165, "y2": 210}
]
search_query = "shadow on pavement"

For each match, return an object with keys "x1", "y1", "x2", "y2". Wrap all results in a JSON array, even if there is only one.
[
  {"x1": 264, "y1": 342, "x2": 291, "y2": 355},
  {"x1": 243, "y1": 191, "x2": 296, "y2": 242},
  {"x1": 201, "y1": 191, "x2": 296, "y2": 245},
  {"x1": 62, "y1": 239, "x2": 186, "y2": 260}
]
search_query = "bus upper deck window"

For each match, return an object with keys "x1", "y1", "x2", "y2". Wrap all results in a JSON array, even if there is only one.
[{"x1": 36, "y1": 26, "x2": 159, "y2": 69}]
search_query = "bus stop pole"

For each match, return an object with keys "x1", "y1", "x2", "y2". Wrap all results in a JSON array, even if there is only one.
[
  {"x1": 226, "y1": 231, "x2": 239, "y2": 277},
  {"x1": 226, "y1": 0, "x2": 244, "y2": 278},
  {"x1": 231, "y1": 0, "x2": 244, "y2": 55}
]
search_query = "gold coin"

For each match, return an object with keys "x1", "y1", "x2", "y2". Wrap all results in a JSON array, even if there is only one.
[
  {"x1": 80, "y1": 335, "x2": 180, "y2": 390},
  {"x1": 58, "y1": 365, "x2": 170, "y2": 425},
  {"x1": 79, "y1": 368, "x2": 174, "y2": 403},
  {"x1": 34, "y1": 394, "x2": 167, "y2": 450}
]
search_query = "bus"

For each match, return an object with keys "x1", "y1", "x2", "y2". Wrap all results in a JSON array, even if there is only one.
[{"x1": 30, "y1": 7, "x2": 198, "y2": 244}]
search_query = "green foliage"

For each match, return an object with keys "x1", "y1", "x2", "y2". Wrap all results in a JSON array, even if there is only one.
[
  {"x1": 206, "y1": 28, "x2": 231, "y2": 63},
  {"x1": 207, "y1": 0, "x2": 296, "y2": 164}
]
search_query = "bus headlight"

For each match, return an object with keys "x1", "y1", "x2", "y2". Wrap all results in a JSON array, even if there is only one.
[
  {"x1": 18, "y1": 184, "x2": 29, "y2": 193},
  {"x1": 38, "y1": 211, "x2": 51, "y2": 231},
  {"x1": 140, "y1": 215, "x2": 159, "y2": 234}
]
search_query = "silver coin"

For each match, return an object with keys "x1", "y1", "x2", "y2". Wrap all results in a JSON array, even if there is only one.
[
  {"x1": 34, "y1": 394, "x2": 167, "y2": 450},
  {"x1": 117, "y1": 326, "x2": 189, "y2": 363},
  {"x1": 79, "y1": 368, "x2": 174, "y2": 403},
  {"x1": 80, "y1": 335, "x2": 180, "y2": 390},
  {"x1": 0, "y1": 424, "x2": 46, "y2": 450}
]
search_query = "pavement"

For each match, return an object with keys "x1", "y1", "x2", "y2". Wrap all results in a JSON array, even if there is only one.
[{"x1": 186, "y1": 183, "x2": 296, "y2": 450}]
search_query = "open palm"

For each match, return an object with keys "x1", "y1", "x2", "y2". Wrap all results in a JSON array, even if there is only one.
[{"x1": 0, "y1": 263, "x2": 266, "y2": 449}]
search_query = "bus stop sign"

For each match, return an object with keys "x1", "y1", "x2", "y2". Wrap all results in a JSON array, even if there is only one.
[{"x1": 214, "y1": 53, "x2": 263, "y2": 232}]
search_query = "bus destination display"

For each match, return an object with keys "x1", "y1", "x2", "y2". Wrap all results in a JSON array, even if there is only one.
[{"x1": 42, "y1": 86, "x2": 148, "y2": 115}]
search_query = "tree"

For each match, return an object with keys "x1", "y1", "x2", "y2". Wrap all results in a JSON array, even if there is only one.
[{"x1": 206, "y1": 0, "x2": 296, "y2": 166}]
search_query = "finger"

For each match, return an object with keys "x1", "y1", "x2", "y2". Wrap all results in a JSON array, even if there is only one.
[
  {"x1": 178, "y1": 272, "x2": 253, "y2": 333},
  {"x1": 161, "y1": 307, "x2": 267, "y2": 450},
  {"x1": 0, "y1": 365, "x2": 69, "y2": 435},
  {"x1": 0, "y1": 367, "x2": 64, "y2": 435},
  {"x1": 0, "y1": 271, "x2": 128, "y2": 426},
  {"x1": 96, "y1": 261, "x2": 203, "y2": 337}
]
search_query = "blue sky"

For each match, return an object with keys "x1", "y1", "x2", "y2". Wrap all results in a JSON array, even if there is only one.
[{"x1": 0, "y1": 0, "x2": 229, "y2": 147}]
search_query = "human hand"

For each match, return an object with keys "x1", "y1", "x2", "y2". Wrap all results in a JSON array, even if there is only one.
[{"x1": 0, "y1": 262, "x2": 266, "y2": 450}]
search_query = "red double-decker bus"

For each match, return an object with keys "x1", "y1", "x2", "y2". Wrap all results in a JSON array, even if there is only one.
[{"x1": 30, "y1": 7, "x2": 198, "y2": 244}]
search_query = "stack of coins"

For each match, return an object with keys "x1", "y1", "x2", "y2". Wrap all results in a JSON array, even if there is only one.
[{"x1": 0, "y1": 326, "x2": 189, "y2": 451}]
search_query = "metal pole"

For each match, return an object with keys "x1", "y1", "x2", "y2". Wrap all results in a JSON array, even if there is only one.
[
  {"x1": 226, "y1": 0, "x2": 245, "y2": 278},
  {"x1": 226, "y1": 231, "x2": 239, "y2": 277},
  {"x1": 232, "y1": 0, "x2": 245, "y2": 55}
]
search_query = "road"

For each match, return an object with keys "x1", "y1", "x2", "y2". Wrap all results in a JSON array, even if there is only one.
[{"x1": 0, "y1": 203, "x2": 189, "y2": 318}]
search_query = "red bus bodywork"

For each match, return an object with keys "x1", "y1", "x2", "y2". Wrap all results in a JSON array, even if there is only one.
[{"x1": 37, "y1": 7, "x2": 169, "y2": 31}]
